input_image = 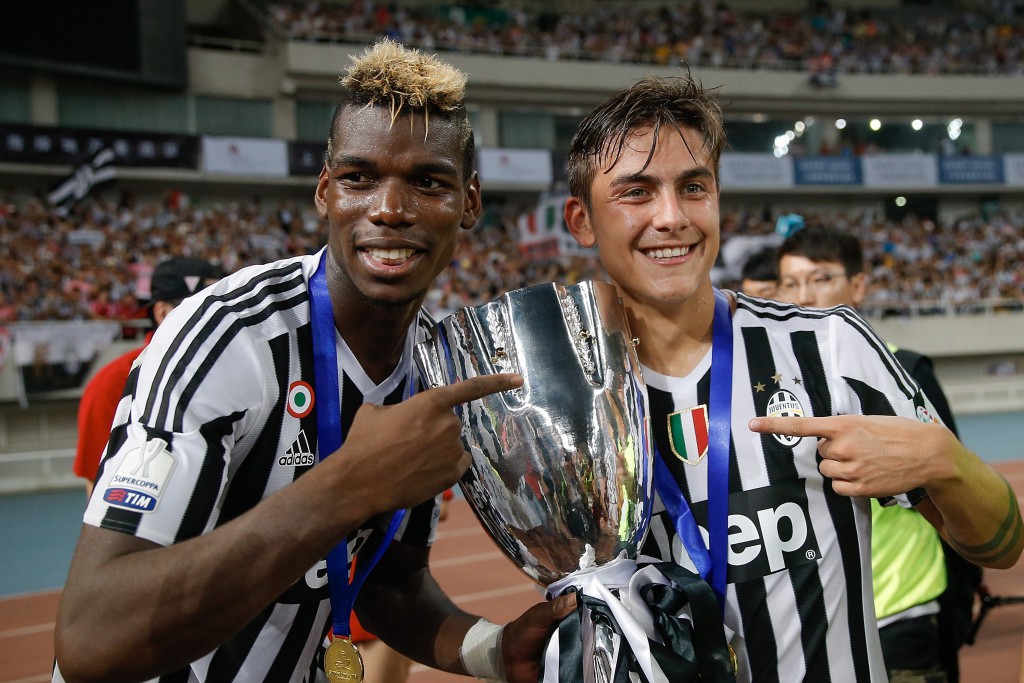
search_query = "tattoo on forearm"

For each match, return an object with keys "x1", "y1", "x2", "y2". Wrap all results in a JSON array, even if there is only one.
[{"x1": 948, "y1": 477, "x2": 1023, "y2": 565}]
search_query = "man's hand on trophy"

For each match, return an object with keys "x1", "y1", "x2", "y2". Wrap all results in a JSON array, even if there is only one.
[
  {"x1": 343, "y1": 373, "x2": 524, "y2": 512},
  {"x1": 500, "y1": 592, "x2": 578, "y2": 683}
]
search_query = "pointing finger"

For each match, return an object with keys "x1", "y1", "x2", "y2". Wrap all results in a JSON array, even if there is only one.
[
  {"x1": 749, "y1": 416, "x2": 836, "y2": 439},
  {"x1": 429, "y1": 373, "x2": 523, "y2": 408}
]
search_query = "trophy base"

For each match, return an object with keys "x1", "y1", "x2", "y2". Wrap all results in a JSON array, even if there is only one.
[{"x1": 542, "y1": 561, "x2": 736, "y2": 683}]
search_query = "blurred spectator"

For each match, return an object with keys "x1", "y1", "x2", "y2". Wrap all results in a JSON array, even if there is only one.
[
  {"x1": 719, "y1": 206, "x2": 1024, "y2": 317},
  {"x1": 739, "y1": 245, "x2": 780, "y2": 299}
]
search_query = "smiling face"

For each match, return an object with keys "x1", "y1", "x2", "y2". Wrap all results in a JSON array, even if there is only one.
[
  {"x1": 315, "y1": 105, "x2": 480, "y2": 313},
  {"x1": 565, "y1": 124, "x2": 720, "y2": 314}
]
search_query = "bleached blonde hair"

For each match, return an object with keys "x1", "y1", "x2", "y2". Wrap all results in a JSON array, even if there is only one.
[{"x1": 326, "y1": 39, "x2": 474, "y2": 179}]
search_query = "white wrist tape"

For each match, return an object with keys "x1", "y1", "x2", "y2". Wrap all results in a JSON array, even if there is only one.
[{"x1": 460, "y1": 618, "x2": 505, "y2": 681}]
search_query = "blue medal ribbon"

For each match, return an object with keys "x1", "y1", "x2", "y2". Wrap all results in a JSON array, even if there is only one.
[
  {"x1": 309, "y1": 250, "x2": 407, "y2": 639},
  {"x1": 653, "y1": 288, "x2": 733, "y2": 612}
]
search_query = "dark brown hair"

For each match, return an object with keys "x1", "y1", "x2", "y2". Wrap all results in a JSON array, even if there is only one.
[
  {"x1": 566, "y1": 73, "x2": 726, "y2": 208},
  {"x1": 778, "y1": 225, "x2": 865, "y2": 275}
]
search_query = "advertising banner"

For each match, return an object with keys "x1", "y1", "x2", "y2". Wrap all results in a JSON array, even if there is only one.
[
  {"x1": 794, "y1": 156, "x2": 862, "y2": 186},
  {"x1": 938, "y1": 155, "x2": 1004, "y2": 184},
  {"x1": 201, "y1": 136, "x2": 288, "y2": 177},
  {"x1": 9, "y1": 321, "x2": 121, "y2": 395},
  {"x1": 720, "y1": 153, "x2": 794, "y2": 189},
  {"x1": 288, "y1": 141, "x2": 327, "y2": 176},
  {"x1": 1003, "y1": 154, "x2": 1024, "y2": 187},
  {"x1": 861, "y1": 154, "x2": 938, "y2": 188},
  {"x1": 477, "y1": 148, "x2": 553, "y2": 188},
  {"x1": 1, "y1": 123, "x2": 198, "y2": 168}
]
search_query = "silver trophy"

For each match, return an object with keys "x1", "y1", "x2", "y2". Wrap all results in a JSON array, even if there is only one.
[
  {"x1": 414, "y1": 280, "x2": 652, "y2": 587},
  {"x1": 416, "y1": 281, "x2": 735, "y2": 682}
]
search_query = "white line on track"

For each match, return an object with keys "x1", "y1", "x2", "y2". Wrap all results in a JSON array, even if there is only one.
[
  {"x1": 0, "y1": 623, "x2": 52, "y2": 640},
  {"x1": 430, "y1": 551, "x2": 507, "y2": 569}
]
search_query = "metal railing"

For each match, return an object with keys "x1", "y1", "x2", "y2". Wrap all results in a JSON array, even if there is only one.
[
  {"x1": 187, "y1": 35, "x2": 268, "y2": 54},
  {"x1": 861, "y1": 298, "x2": 1024, "y2": 320},
  {"x1": 945, "y1": 377, "x2": 1024, "y2": 416}
]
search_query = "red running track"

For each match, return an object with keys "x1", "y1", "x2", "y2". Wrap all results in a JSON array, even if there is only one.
[{"x1": 4, "y1": 460, "x2": 1024, "y2": 683}]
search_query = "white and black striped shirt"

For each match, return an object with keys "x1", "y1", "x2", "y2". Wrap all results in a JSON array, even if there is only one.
[
  {"x1": 77, "y1": 250, "x2": 441, "y2": 683},
  {"x1": 640, "y1": 294, "x2": 940, "y2": 683}
]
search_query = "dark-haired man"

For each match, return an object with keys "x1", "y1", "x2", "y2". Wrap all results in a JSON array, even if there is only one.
[
  {"x1": 738, "y1": 245, "x2": 779, "y2": 299},
  {"x1": 562, "y1": 73, "x2": 1020, "y2": 681},
  {"x1": 54, "y1": 40, "x2": 571, "y2": 683}
]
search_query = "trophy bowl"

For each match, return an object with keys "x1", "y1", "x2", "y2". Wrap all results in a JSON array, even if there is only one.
[{"x1": 415, "y1": 280, "x2": 652, "y2": 586}]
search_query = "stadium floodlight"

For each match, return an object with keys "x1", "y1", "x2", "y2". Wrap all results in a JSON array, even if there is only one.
[{"x1": 948, "y1": 118, "x2": 963, "y2": 140}]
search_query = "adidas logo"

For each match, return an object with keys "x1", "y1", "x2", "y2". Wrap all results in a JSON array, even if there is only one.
[{"x1": 279, "y1": 430, "x2": 316, "y2": 467}]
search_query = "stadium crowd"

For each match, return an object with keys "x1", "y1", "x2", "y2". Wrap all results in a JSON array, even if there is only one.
[
  {"x1": 719, "y1": 206, "x2": 1024, "y2": 316},
  {"x1": 0, "y1": 192, "x2": 1020, "y2": 323},
  {"x1": 266, "y1": 0, "x2": 1024, "y2": 76}
]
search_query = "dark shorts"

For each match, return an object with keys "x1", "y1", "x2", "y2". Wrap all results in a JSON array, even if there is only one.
[{"x1": 880, "y1": 614, "x2": 947, "y2": 683}]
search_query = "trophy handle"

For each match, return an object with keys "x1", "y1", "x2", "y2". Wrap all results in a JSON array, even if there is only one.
[
  {"x1": 413, "y1": 333, "x2": 447, "y2": 390},
  {"x1": 593, "y1": 620, "x2": 615, "y2": 683}
]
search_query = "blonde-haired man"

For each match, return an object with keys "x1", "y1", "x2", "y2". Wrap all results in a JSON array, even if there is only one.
[{"x1": 54, "y1": 40, "x2": 571, "y2": 683}]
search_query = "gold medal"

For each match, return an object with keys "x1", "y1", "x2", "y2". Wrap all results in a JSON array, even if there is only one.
[
  {"x1": 728, "y1": 644, "x2": 738, "y2": 674},
  {"x1": 324, "y1": 636, "x2": 364, "y2": 683}
]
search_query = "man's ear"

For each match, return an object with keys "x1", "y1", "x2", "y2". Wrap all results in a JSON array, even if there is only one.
[
  {"x1": 849, "y1": 271, "x2": 869, "y2": 308},
  {"x1": 314, "y1": 163, "x2": 329, "y2": 220},
  {"x1": 564, "y1": 196, "x2": 596, "y2": 248},
  {"x1": 152, "y1": 301, "x2": 175, "y2": 326},
  {"x1": 460, "y1": 172, "x2": 483, "y2": 230}
]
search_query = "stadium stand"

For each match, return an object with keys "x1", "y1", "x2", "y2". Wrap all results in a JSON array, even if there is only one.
[
  {"x1": 0, "y1": 195, "x2": 1019, "y2": 321},
  {"x1": 0, "y1": 0, "x2": 1022, "y2": 495},
  {"x1": 265, "y1": 0, "x2": 1024, "y2": 76}
]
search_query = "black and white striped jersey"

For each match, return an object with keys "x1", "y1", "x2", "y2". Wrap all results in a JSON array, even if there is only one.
[
  {"x1": 640, "y1": 293, "x2": 942, "y2": 683},
  {"x1": 78, "y1": 250, "x2": 441, "y2": 683}
]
